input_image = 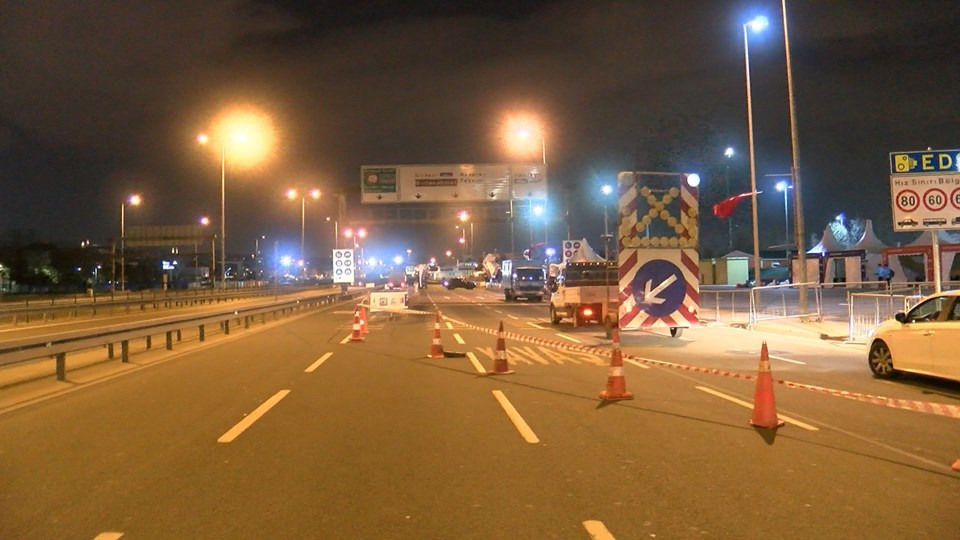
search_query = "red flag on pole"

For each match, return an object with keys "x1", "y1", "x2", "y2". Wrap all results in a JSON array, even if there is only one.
[{"x1": 713, "y1": 192, "x2": 757, "y2": 218}]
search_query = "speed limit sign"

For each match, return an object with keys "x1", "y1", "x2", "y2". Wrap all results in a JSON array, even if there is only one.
[{"x1": 890, "y1": 149, "x2": 960, "y2": 231}]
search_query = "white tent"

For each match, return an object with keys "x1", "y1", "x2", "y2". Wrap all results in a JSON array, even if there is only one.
[
  {"x1": 851, "y1": 219, "x2": 888, "y2": 253},
  {"x1": 807, "y1": 224, "x2": 846, "y2": 255},
  {"x1": 566, "y1": 238, "x2": 605, "y2": 262}
]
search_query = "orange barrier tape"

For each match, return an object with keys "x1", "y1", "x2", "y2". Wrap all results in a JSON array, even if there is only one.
[{"x1": 427, "y1": 312, "x2": 960, "y2": 420}]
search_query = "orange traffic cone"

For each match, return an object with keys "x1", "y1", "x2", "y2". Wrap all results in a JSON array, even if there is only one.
[
  {"x1": 749, "y1": 342, "x2": 784, "y2": 429},
  {"x1": 599, "y1": 327, "x2": 633, "y2": 401},
  {"x1": 349, "y1": 308, "x2": 363, "y2": 342},
  {"x1": 951, "y1": 459, "x2": 960, "y2": 473},
  {"x1": 426, "y1": 311, "x2": 445, "y2": 358},
  {"x1": 359, "y1": 304, "x2": 369, "y2": 334},
  {"x1": 489, "y1": 321, "x2": 514, "y2": 375}
]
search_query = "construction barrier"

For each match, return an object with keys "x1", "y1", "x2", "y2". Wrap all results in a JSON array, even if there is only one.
[
  {"x1": 598, "y1": 327, "x2": 632, "y2": 401},
  {"x1": 426, "y1": 311, "x2": 445, "y2": 358},
  {"x1": 489, "y1": 321, "x2": 514, "y2": 375},
  {"x1": 748, "y1": 342, "x2": 784, "y2": 429},
  {"x1": 415, "y1": 310, "x2": 960, "y2": 420}
]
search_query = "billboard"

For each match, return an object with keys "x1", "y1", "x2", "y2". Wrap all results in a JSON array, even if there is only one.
[{"x1": 360, "y1": 163, "x2": 547, "y2": 204}]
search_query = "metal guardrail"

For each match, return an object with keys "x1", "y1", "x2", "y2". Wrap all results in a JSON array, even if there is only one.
[
  {"x1": 0, "y1": 290, "x2": 363, "y2": 382},
  {"x1": 0, "y1": 286, "x2": 329, "y2": 325}
]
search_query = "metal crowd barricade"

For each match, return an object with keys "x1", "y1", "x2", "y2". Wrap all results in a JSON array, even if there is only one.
[
  {"x1": 846, "y1": 280, "x2": 958, "y2": 343},
  {"x1": 747, "y1": 282, "x2": 822, "y2": 325},
  {"x1": 698, "y1": 287, "x2": 752, "y2": 326}
]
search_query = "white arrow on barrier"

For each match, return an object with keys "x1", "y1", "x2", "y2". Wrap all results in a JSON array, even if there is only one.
[{"x1": 642, "y1": 274, "x2": 677, "y2": 305}]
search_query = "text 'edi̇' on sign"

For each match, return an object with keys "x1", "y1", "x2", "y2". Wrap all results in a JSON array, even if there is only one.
[{"x1": 889, "y1": 149, "x2": 960, "y2": 232}]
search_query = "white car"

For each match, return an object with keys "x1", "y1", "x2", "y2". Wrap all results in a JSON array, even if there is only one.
[{"x1": 868, "y1": 290, "x2": 960, "y2": 383}]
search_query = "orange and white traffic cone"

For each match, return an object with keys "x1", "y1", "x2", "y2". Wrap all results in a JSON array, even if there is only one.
[
  {"x1": 426, "y1": 311, "x2": 445, "y2": 358},
  {"x1": 349, "y1": 308, "x2": 363, "y2": 342},
  {"x1": 489, "y1": 321, "x2": 514, "y2": 375},
  {"x1": 599, "y1": 327, "x2": 633, "y2": 401},
  {"x1": 749, "y1": 341, "x2": 784, "y2": 429},
  {"x1": 359, "y1": 304, "x2": 369, "y2": 334}
]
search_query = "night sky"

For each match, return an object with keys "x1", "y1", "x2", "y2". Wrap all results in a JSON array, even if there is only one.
[{"x1": 2, "y1": 0, "x2": 958, "y2": 263}]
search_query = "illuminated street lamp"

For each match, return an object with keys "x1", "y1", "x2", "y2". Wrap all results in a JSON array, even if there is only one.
[
  {"x1": 119, "y1": 193, "x2": 142, "y2": 292},
  {"x1": 505, "y1": 115, "x2": 547, "y2": 257},
  {"x1": 197, "y1": 107, "x2": 275, "y2": 288},
  {"x1": 458, "y1": 210, "x2": 474, "y2": 260},
  {"x1": 724, "y1": 147, "x2": 736, "y2": 251},
  {"x1": 776, "y1": 180, "x2": 793, "y2": 247},
  {"x1": 531, "y1": 204, "x2": 547, "y2": 247},
  {"x1": 286, "y1": 187, "x2": 321, "y2": 271},
  {"x1": 600, "y1": 184, "x2": 614, "y2": 237},
  {"x1": 742, "y1": 14, "x2": 768, "y2": 286}
]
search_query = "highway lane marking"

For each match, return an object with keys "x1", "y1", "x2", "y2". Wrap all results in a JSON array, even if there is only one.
[
  {"x1": 454, "y1": 333, "x2": 466, "y2": 344},
  {"x1": 527, "y1": 322, "x2": 546, "y2": 329},
  {"x1": 694, "y1": 386, "x2": 819, "y2": 431},
  {"x1": 445, "y1": 322, "x2": 454, "y2": 330},
  {"x1": 338, "y1": 334, "x2": 351, "y2": 344},
  {"x1": 506, "y1": 314, "x2": 520, "y2": 320},
  {"x1": 95, "y1": 533, "x2": 125, "y2": 540},
  {"x1": 556, "y1": 333, "x2": 582, "y2": 343},
  {"x1": 217, "y1": 390, "x2": 291, "y2": 443},
  {"x1": 466, "y1": 352, "x2": 486, "y2": 373},
  {"x1": 769, "y1": 354, "x2": 805, "y2": 365},
  {"x1": 305, "y1": 352, "x2": 333, "y2": 373},
  {"x1": 582, "y1": 520, "x2": 615, "y2": 539},
  {"x1": 491, "y1": 390, "x2": 540, "y2": 444}
]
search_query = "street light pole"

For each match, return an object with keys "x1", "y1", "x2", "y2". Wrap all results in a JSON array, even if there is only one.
[
  {"x1": 219, "y1": 143, "x2": 226, "y2": 289},
  {"x1": 743, "y1": 16, "x2": 767, "y2": 287},
  {"x1": 120, "y1": 194, "x2": 141, "y2": 293},
  {"x1": 782, "y1": 0, "x2": 809, "y2": 310}
]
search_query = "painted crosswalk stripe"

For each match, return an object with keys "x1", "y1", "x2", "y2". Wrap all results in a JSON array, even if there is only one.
[
  {"x1": 454, "y1": 333, "x2": 466, "y2": 345},
  {"x1": 513, "y1": 346, "x2": 551, "y2": 365},
  {"x1": 466, "y1": 352, "x2": 486, "y2": 374},
  {"x1": 492, "y1": 390, "x2": 540, "y2": 444}
]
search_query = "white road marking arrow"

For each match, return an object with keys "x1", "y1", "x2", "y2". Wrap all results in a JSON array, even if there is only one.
[{"x1": 642, "y1": 274, "x2": 678, "y2": 304}]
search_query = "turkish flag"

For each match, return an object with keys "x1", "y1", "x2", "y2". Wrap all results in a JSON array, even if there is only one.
[{"x1": 712, "y1": 192, "x2": 755, "y2": 218}]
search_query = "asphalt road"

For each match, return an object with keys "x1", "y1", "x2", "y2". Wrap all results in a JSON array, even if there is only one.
[{"x1": 1, "y1": 286, "x2": 958, "y2": 538}]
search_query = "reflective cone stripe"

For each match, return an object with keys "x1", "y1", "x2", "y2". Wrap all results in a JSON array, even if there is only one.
[
  {"x1": 359, "y1": 305, "x2": 369, "y2": 334},
  {"x1": 599, "y1": 327, "x2": 633, "y2": 400},
  {"x1": 749, "y1": 342, "x2": 784, "y2": 429},
  {"x1": 349, "y1": 309, "x2": 363, "y2": 342},
  {"x1": 426, "y1": 311, "x2": 445, "y2": 358},
  {"x1": 490, "y1": 321, "x2": 514, "y2": 375}
]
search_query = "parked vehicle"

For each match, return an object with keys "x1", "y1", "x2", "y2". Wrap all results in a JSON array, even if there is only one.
[
  {"x1": 443, "y1": 277, "x2": 476, "y2": 290},
  {"x1": 549, "y1": 261, "x2": 618, "y2": 327},
  {"x1": 501, "y1": 259, "x2": 545, "y2": 301},
  {"x1": 867, "y1": 290, "x2": 960, "y2": 383}
]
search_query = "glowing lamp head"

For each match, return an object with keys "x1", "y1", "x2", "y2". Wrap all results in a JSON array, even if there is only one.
[
  {"x1": 746, "y1": 15, "x2": 769, "y2": 33},
  {"x1": 601, "y1": 184, "x2": 613, "y2": 196},
  {"x1": 686, "y1": 174, "x2": 701, "y2": 188},
  {"x1": 128, "y1": 194, "x2": 142, "y2": 206}
]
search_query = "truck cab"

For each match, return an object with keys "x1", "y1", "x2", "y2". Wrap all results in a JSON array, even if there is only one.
[{"x1": 501, "y1": 259, "x2": 546, "y2": 302}]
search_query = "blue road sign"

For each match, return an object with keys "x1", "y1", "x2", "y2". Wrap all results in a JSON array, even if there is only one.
[
  {"x1": 890, "y1": 149, "x2": 960, "y2": 174},
  {"x1": 630, "y1": 259, "x2": 686, "y2": 317}
]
